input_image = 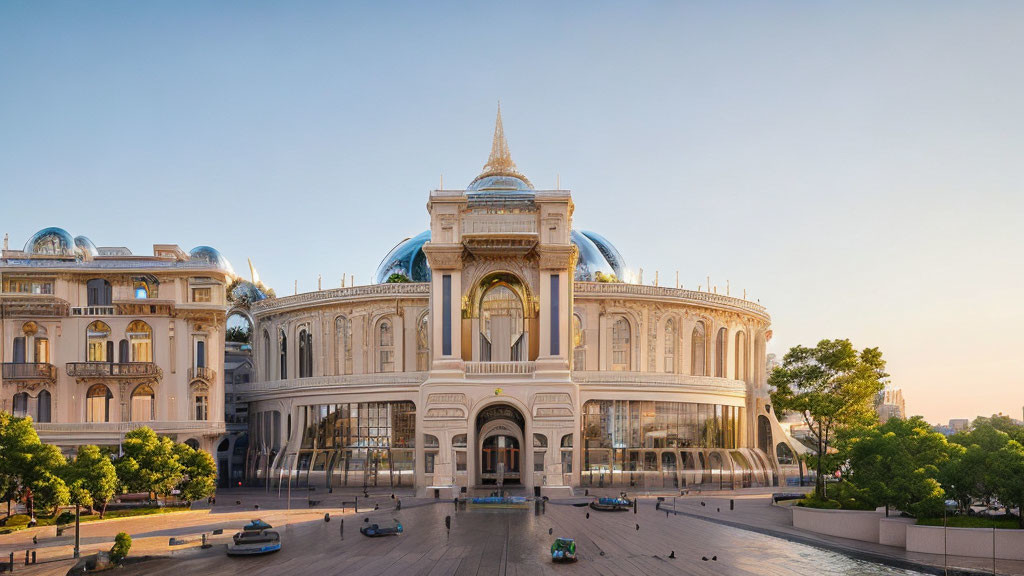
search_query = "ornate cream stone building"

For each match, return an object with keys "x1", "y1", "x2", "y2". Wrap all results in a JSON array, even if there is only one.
[
  {"x1": 242, "y1": 109, "x2": 800, "y2": 496},
  {"x1": 0, "y1": 230, "x2": 232, "y2": 453}
]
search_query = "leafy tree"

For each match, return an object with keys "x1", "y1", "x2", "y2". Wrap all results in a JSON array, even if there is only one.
[
  {"x1": 64, "y1": 445, "x2": 118, "y2": 517},
  {"x1": 173, "y1": 443, "x2": 217, "y2": 502},
  {"x1": 115, "y1": 428, "x2": 183, "y2": 499},
  {"x1": 386, "y1": 273, "x2": 411, "y2": 283},
  {"x1": 769, "y1": 339, "x2": 888, "y2": 498},
  {"x1": 110, "y1": 532, "x2": 132, "y2": 563},
  {"x1": 593, "y1": 271, "x2": 620, "y2": 283},
  {"x1": 225, "y1": 325, "x2": 252, "y2": 343},
  {"x1": 0, "y1": 412, "x2": 40, "y2": 516},
  {"x1": 991, "y1": 440, "x2": 1024, "y2": 528},
  {"x1": 837, "y1": 416, "x2": 951, "y2": 517}
]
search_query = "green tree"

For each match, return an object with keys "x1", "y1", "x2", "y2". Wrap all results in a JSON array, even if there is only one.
[
  {"x1": 0, "y1": 412, "x2": 41, "y2": 516},
  {"x1": 64, "y1": 445, "x2": 118, "y2": 517},
  {"x1": 838, "y1": 416, "x2": 951, "y2": 517},
  {"x1": 769, "y1": 339, "x2": 888, "y2": 498},
  {"x1": 115, "y1": 428, "x2": 183, "y2": 499},
  {"x1": 225, "y1": 325, "x2": 251, "y2": 343},
  {"x1": 173, "y1": 443, "x2": 217, "y2": 503},
  {"x1": 110, "y1": 532, "x2": 132, "y2": 563},
  {"x1": 386, "y1": 273, "x2": 411, "y2": 283},
  {"x1": 991, "y1": 440, "x2": 1024, "y2": 528}
]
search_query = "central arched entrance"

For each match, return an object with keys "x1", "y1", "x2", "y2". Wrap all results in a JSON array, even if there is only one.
[{"x1": 476, "y1": 403, "x2": 525, "y2": 485}]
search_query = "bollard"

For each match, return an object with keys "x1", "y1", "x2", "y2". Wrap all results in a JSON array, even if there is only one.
[
  {"x1": 24, "y1": 550, "x2": 30, "y2": 566},
  {"x1": 324, "y1": 513, "x2": 330, "y2": 522},
  {"x1": 340, "y1": 519, "x2": 344, "y2": 539},
  {"x1": 9, "y1": 551, "x2": 14, "y2": 572},
  {"x1": 730, "y1": 499, "x2": 734, "y2": 511},
  {"x1": 201, "y1": 533, "x2": 209, "y2": 549},
  {"x1": 30, "y1": 552, "x2": 35, "y2": 565}
]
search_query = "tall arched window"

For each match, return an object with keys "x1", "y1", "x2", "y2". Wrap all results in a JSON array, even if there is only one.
[
  {"x1": 192, "y1": 383, "x2": 209, "y2": 421},
  {"x1": 611, "y1": 316, "x2": 630, "y2": 371},
  {"x1": 12, "y1": 392, "x2": 29, "y2": 418},
  {"x1": 86, "y1": 321, "x2": 111, "y2": 362},
  {"x1": 263, "y1": 330, "x2": 272, "y2": 379},
  {"x1": 378, "y1": 319, "x2": 395, "y2": 372},
  {"x1": 86, "y1": 279, "x2": 112, "y2": 306},
  {"x1": 691, "y1": 321, "x2": 706, "y2": 376},
  {"x1": 479, "y1": 284, "x2": 525, "y2": 362},
  {"x1": 334, "y1": 316, "x2": 352, "y2": 375},
  {"x1": 664, "y1": 318, "x2": 676, "y2": 373},
  {"x1": 131, "y1": 383, "x2": 155, "y2": 421},
  {"x1": 279, "y1": 329, "x2": 287, "y2": 379},
  {"x1": 86, "y1": 384, "x2": 112, "y2": 423},
  {"x1": 735, "y1": 331, "x2": 747, "y2": 381},
  {"x1": 298, "y1": 327, "x2": 312, "y2": 378},
  {"x1": 127, "y1": 320, "x2": 153, "y2": 362},
  {"x1": 715, "y1": 327, "x2": 727, "y2": 377},
  {"x1": 416, "y1": 313, "x2": 429, "y2": 371},
  {"x1": 37, "y1": 390, "x2": 51, "y2": 423},
  {"x1": 572, "y1": 314, "x2": 586, "y2": 369}
]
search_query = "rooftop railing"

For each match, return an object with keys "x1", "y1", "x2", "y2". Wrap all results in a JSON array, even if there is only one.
[
  {"x1": 464, "y1": 361, "x2": 536, "y2": 375},
  {"x1": 574, "y1": 282, "x2": 769, "y2": 319}
]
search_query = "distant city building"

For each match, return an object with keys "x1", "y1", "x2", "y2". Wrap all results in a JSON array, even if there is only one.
[
  {"x1": 217, "y1": 340, "x2": 252, "y2": 487},
  {"x1": 949, "y1": 418, "x2": 969, "y2": 433},
  {"x1": 875, "y1": 387, "x2": 906, "y2": 422},
  {"x1": 933, "y1": 424, "x2": 954, "y2": 436}
]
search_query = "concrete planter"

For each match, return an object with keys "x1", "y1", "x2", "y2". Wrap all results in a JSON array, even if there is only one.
[
  {"x1": 791, "y1": 506, "x2": 884, "y2": 543},
  {"x1": 906, "y1": 524, "x2": 1024, "y2": 561}
]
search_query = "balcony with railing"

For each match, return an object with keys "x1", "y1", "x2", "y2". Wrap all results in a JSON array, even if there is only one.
[
  {"x1": 0, "y1": 295, "x2": 69, "y2": 318},
  {"x1": 188, "y1": 366, "x2": 217, "y2": 382},
  {"x1": 66, "y1": 362, "x2": 160, "y2": 378},
  {"x1": 465, "y1": 361, "x2": 536, "y2": 376},
  {"x1": 2, "y1": 362, "x2": 58, "y2": 381},
  {"x1": 70, "y1": 306, "x2": 116, "y2": 316}
]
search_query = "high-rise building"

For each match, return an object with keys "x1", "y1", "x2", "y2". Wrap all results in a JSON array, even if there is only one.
[{"x1": 876, "y1": 387, "x2": 906, "y2": 422}]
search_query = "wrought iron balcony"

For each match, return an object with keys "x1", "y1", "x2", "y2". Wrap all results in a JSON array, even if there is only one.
[
  {"x1": 2, "y1": 362, "x2": 58, "y2": 381},
  {"x1": 66, "y1": 362, "x2": 159, "y2": 378},
  {"x1": 187, "y1": 366, "x2": 217, "y2": 382}
]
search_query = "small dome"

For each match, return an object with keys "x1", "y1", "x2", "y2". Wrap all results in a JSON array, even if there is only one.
[
  {"x1": 231, "y1": 280, "x2": 268, "y2": 303},
  {"x1": 189, "y1": 246, "x2": 234, "y2": 274},
  {"x1": 74, "y1": 236, "x2": 99, "y2": 258},
  {"x1": 572, "y1": 230, "x2": 627, "y2": 281},
  {"x1": 24, "y1": 227, "x2": 76, "y2": 257},
  {"x1": 467, "y1": 175, "x2": 534, "y2": 192},
  {"x1": 375, "y1": 231, "x2": 432, "y2": 283}
]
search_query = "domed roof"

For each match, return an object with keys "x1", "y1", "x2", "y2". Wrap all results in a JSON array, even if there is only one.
[
  {"x1": 231, "y1": 280, "x2": 268, "y2": 303},
  {"x1": 189, "y1": 246, "x2": 234, "y2": 274},
  {"x1": 467, "y1": 104, "x2": 534, "y2": 192},
  {"x1": 467, "y1": 175, "x2": 533, "y2": 192},
  {"x1": 24, "y1": 227, "x2": 76, "y2": 257},
  {"x1": 373, "y1": 229, "x2": 627, "y2": 284},
  {"x1": 74, "y1": 236, "x2": 99, "y2": 258},
  {"x1": 375, "y1": 231, "x2": 432, "y2": 283}
]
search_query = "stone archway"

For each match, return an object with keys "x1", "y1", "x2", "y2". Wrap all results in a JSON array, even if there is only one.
[{"x1": 475, "y1": 403, "x2": 526, "y2": 485}]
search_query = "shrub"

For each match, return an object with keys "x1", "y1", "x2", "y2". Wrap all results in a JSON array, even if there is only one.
[
  {"x1": 386, "y1": 273, "x2": 411, "y2": 283},
  {"x1": 110, "y1": 532, "x2": 131, "y2": 563},
  {"x1": 55, "y1": 511, "x2": 75, "y2": 525},
  {"x1": 797, "y1": 495, "x2": 841, "y2": 509}
]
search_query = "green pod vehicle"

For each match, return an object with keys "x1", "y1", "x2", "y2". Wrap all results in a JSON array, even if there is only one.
[{"x1": 551, "y1": 537, "x2": 577, "y2": 562}]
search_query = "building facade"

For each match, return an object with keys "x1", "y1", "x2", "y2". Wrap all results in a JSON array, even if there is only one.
[
  {"x1": 875, "y1": 387, "x2": 906, "y2": 422},
  {"x1": 0, "y1": 230, "x2": 232, "y2": 454},
  {"x1": 241, "y1": 110, "x2": 800, "y2": 495}
]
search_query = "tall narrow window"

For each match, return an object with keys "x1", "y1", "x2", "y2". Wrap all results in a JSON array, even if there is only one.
[
  {"x1": 119, "y1": 339, "x2": 129, "y2": 363},
  {"x1": 550, "y1": 274, "x2": 560, "y2": 355},
  {"x1": 86, "y1": 321, "x2": 111, "y2": 362},
  {"x1": 335, "y1": 316, "x2": 352, "y2": 375},
  {"x1": 572, "y1": 314, "x2": 586, "y2": 369},
  {"x1": 86, "y1": 384, "x2": 112, "y2": 423},
  {"x1": 378, "y1": 320, "x2": 394, "y2": 372},
  {"x1": 37, "y1": 390, "x2": 51, "y2": 423},
  {"x1": 12, "y1": 392, "x2": 29, "y2": 418},
  {"x1": 442, "y1": 274, "x2": 452, "y2": 356},
  {"x1": 735, "y1": 331, "x2": 747, "y2": 381},
  {"x1": 196, "y1": 340, "x2": 206, "y2": 369},
  {"x1": 715, "y1": 328, "x2": 727, "y2": 377},
  {"x1": 127, "y1": 320, "x2": 153, "y2": 362},
  {"x1": 611, "y1": 316, "x2": 630, "y2": 371},
  {"x1": 192, "y1": 384, "x2": 209, "y2": 421},
  {"x1": 34, "y1": 338, "x2": 49, "y2": 364},
  {"x1": 13, "y1": 337, "x2": 26, "y2": 363},
  {"x1": 131, "y1": 383, "x2": 155, "y2": 421},
  {"x1": 664, "y1": 318, "x2": 676, "y2": 373},
  {"x1": 86, "y1": 279, "x2": 112, "y2": 306},
  {"x1": 279, "y1": 330, "x2": 287, "y2": 379},
  {"x1": 298, "y1": 328, "x2": 313, "y2": 378},
  {"x1": 691, "y1": 321, "x2": 706, "y2": 376},
  {"x1": 263, "y1": 330, "x2": 272, "y2": 379},
  {"x1": 416, "y1": 313, "x2": 429, "y2": 371}
]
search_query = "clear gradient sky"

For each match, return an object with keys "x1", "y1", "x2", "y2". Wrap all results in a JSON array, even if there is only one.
[{"x1": 2, "y1": 2, "x2": 1022, "y2": 424}]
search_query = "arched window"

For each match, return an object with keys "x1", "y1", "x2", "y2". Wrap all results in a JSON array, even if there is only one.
[
  {"x1": 735, "y1": 331, "x2": 747, "y2": 381},
  {"x1": 424, "y1": 434, "x2": 439, "y2": 474},
  {"x1": 86, "y1": 384, "x2": 112, "y2": 423},
  {"x1": 298, "y1": 327, "x2": 313, "y2": 378},
  {"x1": 378, "y1": 319, "x2": 395, "y2": 372},
  {"x1": 86, "y1": 279, "x2": 112, "y2": 306},
  {"x1": 691, "y1": 322, "x2": 706, "y2": 376},
  {"x1": 334, "y1": 316, "x2": 352, "y2": 375},
  {"x1": 86, "y1": 321, "x2": 111, "y2": 362},
  {"x1": 263, "y1": 330, "x2": 272, "y2": 379},
  {"x1": 664, "y1": 318, "x2": 676, "y2": 373},
  {"x1": 715, "y1": 328, "x2": 727, "y2": 377},
  {"x1": 37, "y1": 390, "x2": 51, "y2": 423},
  {"x1": 560, "y1": 434, "x2": 573, "y2": 474},
  {"x1": 416, "y1": 313, "x2": 429, "y2": 371},
  {"x1": 131, "y1": 383, "x2": 155, "y2": 421},
  {"x1": 192, "y1": 383, "x2": 209, "y2": 421},
  {"x1": 572, "y1": 314, "x2": 586, "y2": 369},
  {"x1": 479, "y1": 284, "x2": 526, "y2": 362},
  {"x1": 611, "y1": 316, "x2": 630, "y2": 371},
  {"x1": 279, "y1": 329, "x2": 287, "y2": 379},
  {"x1": 134, "y1": 280, "x2": 149, "y2": 299},
  {"x1": 127, "y1": 320, "x2": 153, "y2": 362},
  {"x1": 12, "y1": 392, "x2": 29, "y2": 418},
  {"x1": 776, "y1": 443, "x2": 795, "y2": 465}
]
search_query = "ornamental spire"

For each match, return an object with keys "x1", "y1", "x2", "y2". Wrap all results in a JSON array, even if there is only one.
[{"x1": 474, "y1": 102, "x2": 532, "y2": 187}]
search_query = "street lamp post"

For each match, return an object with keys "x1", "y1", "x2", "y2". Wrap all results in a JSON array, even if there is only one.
[{"x1": 74, "y1": 504, "x2": 80, "y2": 559}]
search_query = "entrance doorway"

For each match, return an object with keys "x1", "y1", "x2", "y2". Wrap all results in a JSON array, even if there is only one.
[{"x1": 475, "y1": 403, "x2": 526, "y2": 486}]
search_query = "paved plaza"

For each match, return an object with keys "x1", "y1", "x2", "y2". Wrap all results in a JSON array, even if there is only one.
[{"x1": 3, "y1": 490, "x2": 1023, "y2": 576}]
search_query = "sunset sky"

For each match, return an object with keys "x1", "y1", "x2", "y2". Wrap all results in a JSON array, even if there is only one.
[{"x1": 2, "y1": 1, "x2": 1022, "y2": 424}]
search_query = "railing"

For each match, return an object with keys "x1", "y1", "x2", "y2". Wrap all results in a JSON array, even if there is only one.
[
  {"x1": 66, "y1": 362, "x2": 160, "y2": 378},
  {"x1": 574, "y1": 282, "x2": 770, "y2": 319},
  {"x1": 2, "y1": 362, "x2": 58, "y2": 380},
  {"x1": 572, "y1": 371, "x2": 748, "y2": 395},
  {"x1": 34, "y1": 420, "x2": 226, "y2": 435},
  {"x1": 0, "y1": 295, "x2": 69, "y2": 318},
  {"x1": 461, "y1": 214, "x2": 538, "y2": 235},
  {"x1": 465, "y1": 361, "x2": 535, "y2": 375},
  {"x1": 187, "y1": 366, "x2": 217, "y2": 382},
  {"x1": 71, "y1": 306, "x2": 116, "y2": 316},
  {"x1": 235, "y1": 372, "x2": 427, "y2": 395},
  {"x1": 251, "y1": 283, "x2": 429, "y2": 314}
]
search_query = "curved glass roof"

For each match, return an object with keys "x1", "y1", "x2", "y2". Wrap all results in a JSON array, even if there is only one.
[
  {"x1": 24, "y1": 227, "x2": 76, "y2": 257},
  {"x1": 231, "y1": 280, "x2": 268, "y2": 302},
  {"x1": 189, "y1": 246, "x2": 234, "y2": 274},
  {"x1": 375, "y1": 230, "x2": 432, "y2": 283},
  {"x1": 74, "y1": 236, "x2": 99, "y2": 258},
  {"x1": 467, "y1": 175, "x2": 534, "y2": 193}
]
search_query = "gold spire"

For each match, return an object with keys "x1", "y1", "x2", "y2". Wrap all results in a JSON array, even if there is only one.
[{"x1": 472, "y1": 102, "x2": 532, "y2": 187}]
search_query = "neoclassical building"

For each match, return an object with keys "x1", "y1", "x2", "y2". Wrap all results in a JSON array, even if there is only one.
[
  {"x1": 0, "y1": 230, "x2": 232, "y2": 454},
  {"x1": 243, "y1": 109, "x2": 800, "y2": 496}
]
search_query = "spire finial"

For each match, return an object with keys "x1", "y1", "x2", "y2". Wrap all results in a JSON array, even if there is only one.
[{"x1": 471, "y1": 101, "x2": 532, "y2": 187}]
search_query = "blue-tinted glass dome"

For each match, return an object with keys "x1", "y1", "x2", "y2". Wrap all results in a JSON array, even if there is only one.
[
  {"x1": 373, "y1": 229, "x2": 627, "y2": 284},
  {"x1": 231, "y1": 280, "x2": 268, "y2": 302},
  {"x1": 467, "y1": 175, "x2": 534, "y2": 192},
  {"x1": 375, "y1": 231, "x2": 432, "y2": 283},
  {"x1": 74, "y1": 236, "x2": 99, "y2": 258},
  {"x1": 24, "y1": 227, "x2": 76, "y2": 257},
  {"x1": 189, "y1": 246, "x2": 234, "y2": 274}
]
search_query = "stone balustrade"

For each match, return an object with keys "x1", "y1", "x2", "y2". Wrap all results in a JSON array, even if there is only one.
[
  {"x1": 465, "y1": 361, "x2": 536, "y2": 375},
  {"x1": 252, "y1": 283, "x2": 430, "y2": 314},
  {"x1": 574, "y1": 282, "x2": 769, "y2": 320}
]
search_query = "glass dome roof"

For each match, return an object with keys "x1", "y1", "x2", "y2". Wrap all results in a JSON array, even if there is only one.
[
  {"x1": 24, "y1": 227, "x2": 76, "y2": 257},
  {"x1": 467, "y1": 175, "x2": 534, "y2": 192},
  {"x1": 189, "y1": 246, "x2": 234, "y2": 274},
  {"x1": 74, "y1": 236, "x2": 99, "y2": 258},
  {"x1": 231, "y1": 280, "x2": 268, "y2": 302},
  {"x1": 373, "y1": 229, "x2": 626, "y2": 284}
]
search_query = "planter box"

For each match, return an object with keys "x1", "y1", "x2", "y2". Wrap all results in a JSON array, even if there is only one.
[
  {"x1": 906, "y1": 524, "x2": 1024, "y2": 561},
  {"x1": 792, "y1": 506, "x2": 884, "y2": 543}
]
